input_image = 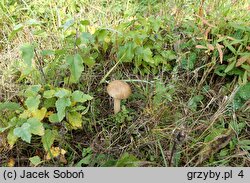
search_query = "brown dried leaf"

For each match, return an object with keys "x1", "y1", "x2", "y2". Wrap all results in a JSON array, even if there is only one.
[
  {"x1": 246, "y1": 46, "x2": 250, "y2": 51},
  {"x1": 196, "y1": 45, "x2": 207, "y2": 49},
  {"x1": 216, "y1": 43, "x2": 224, "y2": 64},
  {"x1": 196, "y1": 129, "x2": 234, "y2": 165},
  {"x1": 207, "y1": 44, "x2": 214, "y2": 51},
  {"x1": 236, "y1": 56, "x2": 249, "y2": 67},
  {"x1": 204, "y1": 27, "x2": 211, "y2": 40}
]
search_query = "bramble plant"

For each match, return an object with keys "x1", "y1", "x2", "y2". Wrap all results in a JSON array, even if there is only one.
[{"x1": 0, "y1": 85, "x2": 92, "y2": 150}]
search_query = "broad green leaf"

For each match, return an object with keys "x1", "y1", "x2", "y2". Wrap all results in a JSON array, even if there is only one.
[
  {"x1": 42, "y1": 129, "x2": 57, "y2": 151},
  {"x1": 25, "y1": 95, "x2": 41, "y2": 111},
  {"x1": 44, "y1": 98, "x2": 56, "y2": 108},
  {"x1": 80, "y1": 20, "x2": 90, "y2": 26},
  {"x1": 27, "y1": 118, "x2": 44, "y2": 136},
  {"x1": 66, "y1": 111, "x2": 82, "y2": 129},
  {"x1": 48, "y1": 113, "x2": 59, "y2": 123},
  {"x1": 29, "y1": 156, "x2": 42, "y2": 166},
  {"x1": 13, "y1": 123, "x2": 31, "y2": 143},
  {"x1": 7, "y1": 129, "x2": 18, "y2": 148},
  {"x1": 66, "y1": 54, "x2": 84, "y2": 83},
  {"x1": 31, "y1": 107, "x2": 47, "y2": 121},
  {"x1": 56, "y1": 97, "x2": 71, "y2": 121},
  {"x1": 237, "y1": 82, "x2": 250, "y2": 100},
  {"x1": 43, "y1": 90, "x2": 55, "y2": 98},
  {"x1": 0, "y1": 102, "x2": 23, "y2": 112},
  {"x1": 71, "y1": 91, "x2": 93, "y2": 103},
  {"x1": 225, "y1": 60, "x2": 236, "y2": 73},
  {"x1": 24, "y1": 85, "x2": 41, "y2": 97},
  {"x1": 83, "y1": 57, "x2": 95, "y2": 67},
  {"x1": 20, "y1": 44, "x2": 34, "y2": 66},
  {"x1": 115, "y1": 153, "x2": 140, "y2": 167},
  {"x1": 55, "y1": 89, "x2": 71, "y2": 98}
]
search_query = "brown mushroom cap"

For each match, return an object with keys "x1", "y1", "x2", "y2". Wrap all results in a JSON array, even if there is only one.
[{"x1": 107, "y1": 80, "x2": 131, "y2": 99}]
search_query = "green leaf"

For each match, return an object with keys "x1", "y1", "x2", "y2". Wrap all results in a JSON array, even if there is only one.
[
  {"x1": 7, "y1": 129, "x2": 18, "y2": 148},
  {"x1": 48, "y1": 113, "x2": 59, "y2": 123},
  {"x1": 32, "y1": 107, "x2": 47, "y2": 121},
  {"x1": 56, "y1": 97, "x2": 71, "y2": 121},
  {"x1": 29, "y1": 156, "x2": 42, "y2": 166},
  {"x1": 20, "y1": 44, "x2": 34, "y2": 66},
  {"x1": 42, "y1": 129, "x2": 57, "y2": 152},
  {"x1": 0, "y1": 102, "x2": 23, "y2": 112},
  {"x1": 80, "y1": 20, "x2": 90, "y2": 26},
  {"x1": 24, "y1": 85, "x2": 41, "y2": 97},
  {"x1": 43, "y1": 90, "x2": 56, "y2": 98},
  {"x1": 115, "y1": 153, "x2": 140, "y2": 167},
  {"x1": 225, "y1": 60, "x2": 236, "y2": 73},
  {"x1": 13, "y1": 123, "x2": 32, "y2": 143},
  {"x1": 66, "y1": 111, "x2": 82, "y2": 129},
  {"x1": 26, "y1": 118, "x2": 44, "y2": 136},
  {"x1": 25, "y1": 95, "x2": 41, "y2": 111},
  {"x1": 66, "y1": 54, "x2": 84, "y2": 83},
  {"x1": 83, "y1": 57, "x2": 95, "y2": 67},
  {"x1": 55, "y1": 88, "x2": 71, "y2": 98},
  {"x1": 237, "y1": 82, "x2": 250, "y2": 100},
  {"x1": 71, "y1": 91, "x2": 93, "y2": 103}
]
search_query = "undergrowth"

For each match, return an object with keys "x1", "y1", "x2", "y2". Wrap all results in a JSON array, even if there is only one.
[{"x1": 0, "y1": 0, "x2": 250, "y2": 167}]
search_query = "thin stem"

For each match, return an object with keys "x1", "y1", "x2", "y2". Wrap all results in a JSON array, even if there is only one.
[{"x1": 114, "y1": 98, "x2": 121, "y2": 114}]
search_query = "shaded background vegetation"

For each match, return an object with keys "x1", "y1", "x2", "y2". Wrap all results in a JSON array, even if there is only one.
[{"x1": 0, "y1": 0, "x2": 250, "y2": 167}]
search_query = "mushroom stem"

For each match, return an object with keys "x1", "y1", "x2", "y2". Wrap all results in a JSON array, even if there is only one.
[{"x1": 114, "y1": 98, "x2": 121, "y2": 114}]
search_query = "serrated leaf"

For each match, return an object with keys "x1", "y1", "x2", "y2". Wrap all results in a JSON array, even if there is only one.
[
  {"x1": 56, "y1": 97, "x2": 71, "y2": 121},
  {"x1": 25, "y1": 95, "x2": 41, "y2": 111},
  {"x1": 27, "y1": 118, "x2": 44, "y2": 136},
  {"x1": 24, "y1": 85, "x2": 41, "y2": 97},
  {"x1": 31, "y1": 107, "x2": 47, "y2": 121},
  {"x1": 71, "y1": 91, "x2": 93, "y2": 103},
  {"x1": 13, "y1": 123, "x2": 31, "y2": 143},
  {"x1": 0, "y1": 102, "x2": 23, "y2": 112},
  {"x1": 43, "y1": 90, "x2": 55, "y2": 98},
  {"x1": 29, "y1": 156, "x2": 42, "y2": 166},
  {"x1": 54, "y1": 89, "x2": 71, "y2": 98},
  {"x1": 48, "y1": 113, "x2": 60, "y2": 123},
  {"x1": 66, "y1": 111, "x2": 82, "y2": 129},
  {"x1": 66, "y1": 54, "x2": 84, "y2": 83},
  {"x1": 7, "y1": 129, "x2": 18, "y2": 148},
  {"x1": 42, "y1": 129, "x2": 57, "y2": 151},
  {"x1": 20, "y1": 44, "x2": 34, "y2": 66}
]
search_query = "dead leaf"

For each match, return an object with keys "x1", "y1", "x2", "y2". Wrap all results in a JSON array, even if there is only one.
[
  {"x1": 216, "y1": 43, "x2": 224, "y2": 64},
  {"x1": 196, "y1": 129, "x2": 234, "y2": 165},
  {"x1": 246, "y1": 46, "x2": 250, "y2": 51},
  {"x1": 236, "y1": 56, "x2": 249, "y2": 67},
  {"x1": 204, "y1": 27, "x2": 211, "y2": 40},
  {"x1": 207, "y1": 44, "x2": 214, "y2": 51},
  {"x1": 45, "y1": 146, "x2": 66, "y2": 160},
  {"x1": 8, "y1": 157, "x2": 15, "y2": 167},
  {"x1": 196, "y1": 45, "x2": 207, "y2": 49}
]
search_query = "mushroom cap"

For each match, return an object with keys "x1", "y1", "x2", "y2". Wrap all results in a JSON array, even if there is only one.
[{"x1": 107, "y1": 80, "x2": 132, "y2": 99}]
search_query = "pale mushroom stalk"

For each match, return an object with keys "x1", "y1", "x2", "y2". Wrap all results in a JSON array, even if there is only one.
[{"x1": 114, "y1": 98, "x2": 121, "y2": 114}]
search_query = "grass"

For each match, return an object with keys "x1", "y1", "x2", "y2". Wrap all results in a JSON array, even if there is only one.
[{"x1": 0, "y1": 0, "x2": 250, "y2": 167}]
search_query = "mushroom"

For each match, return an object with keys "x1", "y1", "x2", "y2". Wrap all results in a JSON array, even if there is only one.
[{"x1": 107, "y1": 80, "x2": 132, "y2": 114}]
